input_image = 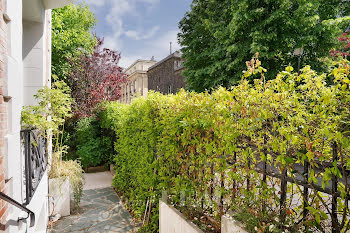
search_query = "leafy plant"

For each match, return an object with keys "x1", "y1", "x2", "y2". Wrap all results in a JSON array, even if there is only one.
[
  {"x1": 76, "y1": 117, "x2": 113, "y2": 169},
  {"x1": 330, "y1": 30, "x2": 350, "y2": 58},
  {"x1": 178, "y1": 0, "x2": 350, "y2": 92},
  {"x1": 52, "y1": 3, "x2": 97, "y2": 83},
  {"x1": 101, "y1": 57, "x2": 350, "y2": 232},
  {"x1": 49, "y1": 150, "x2": 84, "y2": 208},
  {"x1": 21, "y1": 79, "x2": 84, "y2": 206},
  {"x1": 69, "y1": 38, "x2": 127, "y2": 117}
]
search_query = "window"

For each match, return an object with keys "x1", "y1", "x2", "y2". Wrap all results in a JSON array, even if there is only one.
[
  {"x1": 174, "y1": 60, "x2": 184, "y2": 70},
  {"x1": 168, "y1": 85, "x2": 173, "y2": 94}
]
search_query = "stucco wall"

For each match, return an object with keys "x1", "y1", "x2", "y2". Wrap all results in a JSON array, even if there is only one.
[
  {"x1": 1, "y1": 0, "x2": 51, "y2": 232},
  {"x1": 121, "y1": 60, "x2": 156, "y2": 104},
  {"x1": 0, "y1": 0, "x2": 9, "y2": 226}
]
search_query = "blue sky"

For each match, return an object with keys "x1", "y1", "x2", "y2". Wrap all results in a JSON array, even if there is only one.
[{"x1": 84, "y1": 0, "x2": 191, "y2": 68}]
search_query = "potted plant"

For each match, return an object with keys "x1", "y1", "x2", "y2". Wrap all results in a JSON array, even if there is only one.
[{"x1": 21, "y1": 79, "x2": 84, "y2": 218}]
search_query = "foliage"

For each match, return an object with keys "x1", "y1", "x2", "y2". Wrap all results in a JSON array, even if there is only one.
[
  {"x1": 21, "y1": 80, "x2": 84, "y2": 206},
  {"x1": 21, "y1": 78, "x2": 72, "y2": 136},
  {"x1": 48, "y1": 151, "x2": 84, "y2": 207},
  {"x1": 100, "y1": 96, "x2": 163, "y2": 232},
  {"x1": 76, "y1": 116, "x2": 113, "y2": 169},
  {"x1": 178, "y1": 0, "x2": 350, "y2": 92},
  {"x1": 52, "y1": 3, "x2": 97, "y2": 82},
  {"x1": 102, "y1": 57, "x2": 350, "y2": 232},
  {"x1": 331, "y1": 30, "x2": 350, "y2": 58},
  {"x1": 69, "y1": 38, "x2": 127, "y2": 117}
]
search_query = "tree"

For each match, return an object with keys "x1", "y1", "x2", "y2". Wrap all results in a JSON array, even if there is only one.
[
  {"x1": 69, "y1": 38, "x2": 127, "y2": 117},
  {"x1": 179, "y1": 0, "x2": 350, "y2": 92},
  {"x1": 52, "y1": 4, "x2": 97, "y2": 83},
  {"x1": 331, "y1": 30, "x2": 350, "y2": 58}
]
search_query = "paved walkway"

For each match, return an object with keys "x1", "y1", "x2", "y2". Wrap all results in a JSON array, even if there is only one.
[
  {"x1": 83, "y1": 171, "x2": 114, "y2": 190},
  {"x1": 51, "y1": 172, "x2": 139, "y2": 233}
]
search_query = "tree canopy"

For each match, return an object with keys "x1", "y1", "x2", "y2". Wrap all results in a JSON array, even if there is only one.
[
  {"x1": 69, "y1": 39, "x2": 127, "y2": 117},
  {"x1": 179, "y1": 0, "x2": 350, "y2": 92},
  {"x1": 52, "y1": 4, "x2": 97, "y2": 83}
]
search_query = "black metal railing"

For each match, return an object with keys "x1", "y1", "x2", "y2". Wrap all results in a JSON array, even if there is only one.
[
  {"x1": 21, "y1": 129, "x2": 48, "y2": 205},
  {"x1": 0, "y1": 192, "x2": 35, "y2": 227},
  {"x1": 225, "y1": 142, "x2": 350, "y2": 232}
]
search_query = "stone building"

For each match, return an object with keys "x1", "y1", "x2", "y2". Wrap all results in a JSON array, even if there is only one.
[
  {"x1": 0, "y1": 0, "x2": 72, "y2": 232},
  {"x1": 147, "y1": 51, "x2": 185, "y2": 95},
  {"x1": 120, "y1": 59, "x2": 157, "y2": 104}
]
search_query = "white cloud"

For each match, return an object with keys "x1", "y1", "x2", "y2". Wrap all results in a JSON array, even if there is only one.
[
  {"x1": 84, "y1": 0, "x2": 106, "y2": 7},
  {"x1": 151, "y1": 30, "x2": 180, "y2": 54},
  {"x1": 125, "y1": 26, "x2": 160, "y2": 40},
  {"x1": 119, "y1": 30, "x2": 181, "y2": 68},
  {"x1": 88, "y1": 0, "x2": 181, "y2": 68},
  {"x1": 102, "y1": 0, "x2": 147, "y2": 51}
]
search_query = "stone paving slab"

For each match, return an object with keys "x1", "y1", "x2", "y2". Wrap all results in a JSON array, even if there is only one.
[{"x1": 50, "y1": 187, "x2": 139, "y2": 233}]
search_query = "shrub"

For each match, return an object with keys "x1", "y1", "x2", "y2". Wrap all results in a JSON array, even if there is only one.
[
  {"x1": 76, "y1": 117, "x2": 113, "y2": 169},
  {"x1": 102, "y1": 58, "x2": 350, "y2": 232},
  {"x1": 49, "y1": 150, "x2": 84, "y2": 207},
  {"x1": 21, "y1": 80, "x2": 84, "y2": 206}
]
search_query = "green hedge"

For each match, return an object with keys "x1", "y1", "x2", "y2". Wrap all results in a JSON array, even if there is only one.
[
  {"x1": 76, "y1": 117, "x2": 113, "y2": 169},
  {"x1": 101, "y1": 59, "x2": 350, "y2": 232}
]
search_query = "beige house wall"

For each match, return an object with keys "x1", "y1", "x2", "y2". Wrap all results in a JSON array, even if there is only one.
[{"x1": 120, "y1": 59, "x2": 156, "y2": 104}]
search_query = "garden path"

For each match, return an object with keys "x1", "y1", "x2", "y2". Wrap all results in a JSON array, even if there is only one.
[{"x1": 50, "y1": 172, "x2": 139, "y2": 233}]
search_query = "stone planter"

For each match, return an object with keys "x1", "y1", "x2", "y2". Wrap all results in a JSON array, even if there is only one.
[
  {"x1": 159, "y1": 200, "x2": 248, "y2": 233},
  {"x1": 49, "y1": 178, "x2": 71, "y2": 217},
  {"x1": 159, "y1": 200, "x2": 203, "y2": 233}
]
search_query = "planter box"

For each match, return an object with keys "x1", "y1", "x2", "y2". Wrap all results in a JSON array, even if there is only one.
[
  {"x1": 49, "y1": 178, "x2": 71, "y2": 217},
  {"x1": 86, "y1": 165, "x2": 108, "y2": 173},
  {"x1": 159, "y1": 200, "x2": 248, "y2": 233},
  {"x1": 159, "y1": 200, "x2": 203, "y2": 233}
]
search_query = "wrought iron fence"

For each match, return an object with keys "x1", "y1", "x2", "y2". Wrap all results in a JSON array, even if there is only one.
[
  {"x1": 21, "y1": 129, "x2": 48, "y2": 205},
  {"x1": 223, "y1": 142, "x2": 350, "y2": 233}
]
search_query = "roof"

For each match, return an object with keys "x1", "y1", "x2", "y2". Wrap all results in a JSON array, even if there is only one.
[
  {"x1": 148, "y1": 51, "x2": 182, "y2": 71},
  {"x1": 125, "y1": 59, "x2": 157, "y2": 72}
]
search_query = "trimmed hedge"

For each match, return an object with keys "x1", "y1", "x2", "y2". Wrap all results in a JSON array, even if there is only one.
[{"x1": 100, "y1": 59, "x2": 350, "y2": 232}]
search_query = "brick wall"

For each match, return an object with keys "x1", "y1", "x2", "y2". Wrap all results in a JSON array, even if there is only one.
[
  {"x1": 0, "y1": 0, "x2": 8, "y2": 226},
  {"x1": 148, "y1": 56, "x2": 186, "y2": 95}
]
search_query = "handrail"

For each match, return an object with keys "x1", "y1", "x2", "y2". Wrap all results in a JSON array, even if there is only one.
[{"x1": 0, "y1": 192, "x2": 35, "y2": 227}]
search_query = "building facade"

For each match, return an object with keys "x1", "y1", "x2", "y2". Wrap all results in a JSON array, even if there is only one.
[
  {"x1": 147, "y1": 51, "x2": 185, "y2": 95},
  {"x1": 0, "y1": 0, "x2": 72, "y2": 232},
  {"x1": 120, "y1": 59, "x2": 157, "y2": 104}
]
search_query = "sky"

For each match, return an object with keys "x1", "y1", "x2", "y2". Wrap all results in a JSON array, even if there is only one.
[{"x1": 83, "y1": 0, "x2": 192, "y2": 68}]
